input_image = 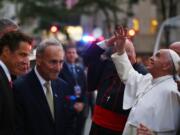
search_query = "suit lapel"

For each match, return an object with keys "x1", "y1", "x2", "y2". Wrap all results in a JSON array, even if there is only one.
[
  {"x1": 0, "y1": 66, "x2": 14, "y2": 121},
  {"x1": 0, "y1": 66, "x2": 12, "y2": 90},
  {"x1": 62, "y1": 63, "x2": 76, "y2": 84},
  {"x1": 28, "y1": 70, "x2": 54, "y2": 122},
  {"x1": 65, "y1": 63, "x2": 73, "y2": 78}
]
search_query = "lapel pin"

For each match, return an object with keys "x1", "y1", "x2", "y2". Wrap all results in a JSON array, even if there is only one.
[{"x1": 54, "y1": 94, "x2": 58, "y2": 98}]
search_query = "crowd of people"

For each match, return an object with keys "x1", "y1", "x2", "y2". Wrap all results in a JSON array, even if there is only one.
[{"x1": 0, "y1": 18, "x2": 179, "y2": 135}]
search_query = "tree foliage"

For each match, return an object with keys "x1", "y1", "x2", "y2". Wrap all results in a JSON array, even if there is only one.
[
  {"x1": 0, "y1": 0, "x2": 125, "y2": 32},
  {"x1": 0, "y1": 0, "x2": 117, "y2": 30},
  {"x1": 72, "y1": 0, "x2": 125, "y2": 25}
]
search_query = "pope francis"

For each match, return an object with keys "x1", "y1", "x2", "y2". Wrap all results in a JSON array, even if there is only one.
[{"x1": 111, "y1": 28, "x2": 180, "y2": 135}]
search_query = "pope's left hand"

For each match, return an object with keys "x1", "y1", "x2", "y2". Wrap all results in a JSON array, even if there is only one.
[{"x1": 137, "y1": 123, "x2": 155, "y2": 135}]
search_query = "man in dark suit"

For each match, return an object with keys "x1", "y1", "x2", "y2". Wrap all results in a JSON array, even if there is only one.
[
  {"x1": 59, "y1": 45, "x2": 87, "y2": 135},
  {"x1": 13, "y1": 38, "x2": 69, "y2": 135},
  {"x1": 0, "y1": 31, "x2": 32, "y2": 135}
]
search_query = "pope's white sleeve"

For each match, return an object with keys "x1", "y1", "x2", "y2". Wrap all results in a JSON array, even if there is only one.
[
  {"x1": 111, "y1": 52, "x2": 132, "y2": 83},
  {"x1": 111, "y1": 52, "x2": 152, "y2": 109}
]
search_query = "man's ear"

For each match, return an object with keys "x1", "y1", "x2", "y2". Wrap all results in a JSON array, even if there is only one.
[
  {"x1": 162, "y1": 62, "x2": 171, "y2": 71},
  {"x1": 36, "y1": 54, "x2": 42, "y2": 66},
  {"x1": 2, "y1": 46, "x2": 10, "y2": 57}
]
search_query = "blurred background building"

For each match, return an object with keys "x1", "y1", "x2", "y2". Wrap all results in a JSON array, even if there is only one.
[{"x1": 0, "y1": 0, "x2": 180, "y2": 57}]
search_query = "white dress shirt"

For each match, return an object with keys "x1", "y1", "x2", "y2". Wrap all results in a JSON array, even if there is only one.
[
  {"x1": 34, "y1": 66, "x2": 53, "y2": 96},
  {"x1": 0, "y1": 60, "x2": 11, "y2": 82}
]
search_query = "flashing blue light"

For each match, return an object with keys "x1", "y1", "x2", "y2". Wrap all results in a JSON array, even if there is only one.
[
  {"x1": 70, "y1": 95, "x2": 77, "y2": 101},
  {"x1": 82, "y1": 35, "x2": 95, "y2": 43}
]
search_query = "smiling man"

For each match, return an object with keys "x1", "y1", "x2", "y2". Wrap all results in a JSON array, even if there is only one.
[
  {"x1": 13, "y1": 38, "x2": 70, "y2": 135},
  {"x1": 111, "y1": 27, "x2": 180, "y2": 135},
  {"x1": 0, "y1": 31, "x2": 32, "y2": 135}
]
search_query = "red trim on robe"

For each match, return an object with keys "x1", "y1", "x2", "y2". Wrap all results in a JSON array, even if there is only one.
[{"x1": 93, "y1": 105, "x2": 128, "y2": 131}]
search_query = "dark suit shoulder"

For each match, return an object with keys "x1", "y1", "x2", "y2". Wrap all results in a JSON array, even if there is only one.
[
  {"x1": 13, "y1": 72, "x2": 31, "y2": 87},
  {"x1": 133, "y1": 63, "x2": 148, "y2": 75},
  {"x1": 53, "y1": 77, "x2": 68, "y2": 87},
  {"x1": 52, "y1": 77, "x2": 72, "y2": 97},
  {"x1": 59, "y1": 63, "x2": 69, "y2": 75},
  {"x1": 13, "y1": 70, "x2": 39, "y2": 94},
  {"x1": 13, "y1": 75, "x2": 25, "y2": 84}
]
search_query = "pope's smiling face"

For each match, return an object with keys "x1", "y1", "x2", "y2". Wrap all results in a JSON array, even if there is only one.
[{"x1": 147, "y1": 49, "x2": 172, "y2": 78}]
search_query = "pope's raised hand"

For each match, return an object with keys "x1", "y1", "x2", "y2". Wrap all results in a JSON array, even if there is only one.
[{"x1": 114, "y1": 26, "x2": 128, "y2": 54}]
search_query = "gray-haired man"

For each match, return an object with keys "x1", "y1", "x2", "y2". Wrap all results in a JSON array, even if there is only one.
[{"x1": 13, "y1": 38, "x2": 69, "y2": 135}]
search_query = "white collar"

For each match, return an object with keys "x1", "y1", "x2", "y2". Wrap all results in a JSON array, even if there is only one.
[
  {"x1": 0, "y1": 60, "x2": 11, "y2": 81},
  {"x1": 34, "y1": 66, "x2": 52, "y2": 94},
  {"x1": 152, "y1": 75, "x2": 173, "y2": 84}
]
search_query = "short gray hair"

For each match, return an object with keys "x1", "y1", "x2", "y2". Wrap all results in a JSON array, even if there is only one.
[
  {"x1": 0, "y1": 18, "x2": 18, "y2": 32},
  {"x1": 36, "y1": 38, "x2": 64, "y2": 56}
]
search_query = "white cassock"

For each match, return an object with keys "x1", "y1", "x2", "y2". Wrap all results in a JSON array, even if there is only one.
[{"x1": 111, "y1": 52, "x2": 180, "y2": 135}]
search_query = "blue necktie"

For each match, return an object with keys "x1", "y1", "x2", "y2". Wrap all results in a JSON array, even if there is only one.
[{"x1": 71, "y1": 65, "x2": 77, "y2": 78}]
